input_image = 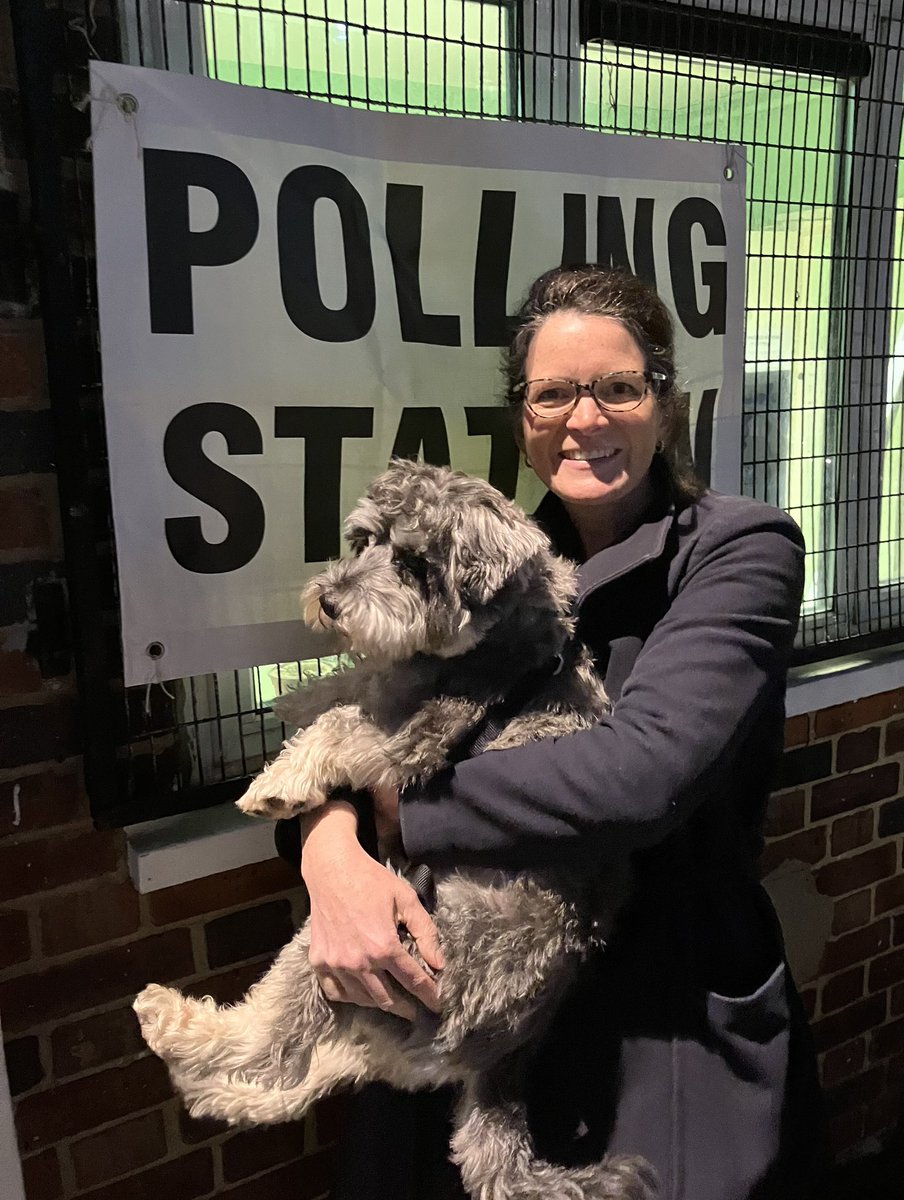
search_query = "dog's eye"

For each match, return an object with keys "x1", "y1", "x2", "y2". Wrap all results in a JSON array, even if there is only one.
[{"x1": 394, "y1": 549, "x2": 429, "y2": 582}]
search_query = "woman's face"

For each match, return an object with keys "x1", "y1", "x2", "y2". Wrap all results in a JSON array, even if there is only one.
[{"x1": 521, "y1": 311, "x2": 663, "y2": 521}]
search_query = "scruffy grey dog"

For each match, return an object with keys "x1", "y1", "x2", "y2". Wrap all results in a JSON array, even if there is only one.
[{"x1": 134, "y1": 461, "x2": 656, "y2": 1200}]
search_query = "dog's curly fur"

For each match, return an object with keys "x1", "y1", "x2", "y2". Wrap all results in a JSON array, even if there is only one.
[{"x1": 134, "y1": 462, "x2": 656, "y2": 1200}]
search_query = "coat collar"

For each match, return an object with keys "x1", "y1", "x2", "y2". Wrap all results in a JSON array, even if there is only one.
[{"x1": 533, "y1": 458, "x2": 676, "y2": 605}]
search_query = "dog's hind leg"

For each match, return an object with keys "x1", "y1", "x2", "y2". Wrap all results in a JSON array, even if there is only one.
[
  {"x1": 451, "y1": 1074, "x2": 658, "y2": 1200},
  {"x1": 179, "y1": 1036, "x2": 372, "y2": 1127},
  {"x1": 134, "y1": 929, "x2": 333, "y2": 1091}
]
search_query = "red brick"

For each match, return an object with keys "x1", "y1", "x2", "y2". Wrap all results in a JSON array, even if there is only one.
[
  {"x1": 833, "y1": 890, "x2": 872, "y2": 937},
  {"x1": 0, "y1": 487, "x2": 52, "y2": 550},
  {"x1": 0, "y1": 647, "x2": 42, "y2": 695},
  {"x1": 822, "y1": 966, "x2": 865, "y2": 1014},
  {"x1": 868, "y1": 947, "x2": 904, "y2": 993},
  {"x1": 205, "y1": 899, "x2": 294, "y2": 969},
  {"x1": 14, "y1": 1055, "x2": 173, "y2": 1151},
  {"x1": 821, "y1": 919, "x2": 891, "y2": 975},
  {"x1": 863, "y1": 1080, "x2": 904, "y2": 1138},
  {"x1": 0, "y1": 325, "x2": 47, "y2": 406},
  {"x1": 836, "y1": 727, "x2": 881, "y2": 773},
  {"x1": 892, "y1": 982, "x2": 904, "y2": 1017},
  {"x1": 829, "y1": 1108, "x2": 864, "y2": 1155},
  {"x1": 0, "y1": 906, "x2": 30, "y2": 968},
  {"x1": 815, "y1": 690, "x2": 904, "y2": 737},
  {"x1": 20, "y1": 1147, "x2": 62, "y2": 1200},
  {"x1": 887, "y1": 718, "x2": 904, "y2": 757},
  {"x1": 810, "y1": 763, "x2": 901, "y2": 821},
  {"x1": 784, "y1": 714, "x2": 809, "y2": 748},
  {"x1": 815, "y1": 844, "x2": 898, "y2": 898},
  {"x1": 4, "y1": 1035, "x2": 43, "y2": 1095},
  {"x1": 71, "y1": 1109, "x2": 168, "y2": 1189},
  {"x1": 825, "y1": 1063, "x2": 887, "y2": 1120},
  {"x1": 40, "y1": 879, "x2": 140, "y2": 955},
  {"x1": 896, "y1": 914, "x2": 904, "y2": 946},
  {"x1": 763, "y1": 789, "x2": 805, "y2": 838},
  {"x1": 830, "y1": 810, "x2": 875, "y2": 856},
  {"x1": 0, "y1": 928, "x2": 194, "y2": 1034},
  {"x1": 218, "y1": 1148, "x2": 335, "y2": 1200},
  {"x1": 178, "y1": 1104, "x2": 229, "y2": 1146},
  {"x1": 147, "y1": 855, "x2": 299, "y2": 925},
  {"x1": 183, "y1": 957, "x2": 273, "y2": 1006},
  {"x1": 812, "y1": 993, "x2": 888, "y2": 1053},
  {"x1": 875, "y1": 873, "x2": 904, "y2": 916},
  {"x1": 67, "y1": 1149, "x2": 214, "y2": 1200},
  {"x1": 51, "y1": 1004, "x2": 146, "y2": 1078},
  {"x1": 0, "y1": 829, "x2": 121, "y2": 902},
  {"x1": 222, "y1": 1122, "x2": 308, "y2": 1182},
  {"x1": 869, "y1": 1016, "x2": 904, "y2": 1061},
  {"x1": 820, "y1": 1037, "x2": 866, "y2": 1087},
  {"x1": 758, "y1": 825, "x2": 827, "y2": 877},
  {"x1": 0, "y1": 771, "x2": 86, "y2": 839},
  {"x1": 0, "y1": 701, "x2": 81, "y2": 771}
]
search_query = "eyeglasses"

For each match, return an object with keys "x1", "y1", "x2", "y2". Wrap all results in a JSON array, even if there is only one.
[{"x1": 519, "y1": 371, "x2": 667, "y2": 419}]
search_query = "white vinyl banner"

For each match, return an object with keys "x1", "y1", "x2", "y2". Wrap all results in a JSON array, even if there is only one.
[{"x1": 90, "y1": 61, "x2": 746, "y2": 686}]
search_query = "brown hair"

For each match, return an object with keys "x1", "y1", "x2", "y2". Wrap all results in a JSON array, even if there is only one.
[{"x1": 504, "y1": 264, "x2": 704, "y2": 502}]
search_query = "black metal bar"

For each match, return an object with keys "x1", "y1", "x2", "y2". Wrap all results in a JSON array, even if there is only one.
[
  {"x1": 9, "y1": 0, "x2": 121, "y2": 825},
  {"x1": 580, "y1": 0, "x2": 872, "y2": 80}
]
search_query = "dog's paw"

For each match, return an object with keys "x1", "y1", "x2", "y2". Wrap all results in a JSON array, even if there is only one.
[
  {"x1": 237, "y1": 764, "x2": 328, "y2": 819},
  {"x1": 133, "y1": 983, "x2": 188, "y2": 1052}
]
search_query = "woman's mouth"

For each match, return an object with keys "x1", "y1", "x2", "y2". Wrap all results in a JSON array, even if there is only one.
[{"x1": 560, "y1": 448, "x2": 620, "y2": 463}]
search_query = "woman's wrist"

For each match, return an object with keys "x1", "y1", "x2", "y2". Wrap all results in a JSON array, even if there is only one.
[{"x1": 300, "y1": 799, "x2": 361, "y2": 884}]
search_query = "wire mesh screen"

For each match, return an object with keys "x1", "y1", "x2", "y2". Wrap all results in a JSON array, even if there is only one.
[{"x1": 43, "y1": 0, "x2": 904, "y2": 821}]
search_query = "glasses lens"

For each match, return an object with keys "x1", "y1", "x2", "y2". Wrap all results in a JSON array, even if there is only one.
[
  {"x1": 526, "y1": 381, "x2": 576, "y2": 415},
  {"x1": 594, "y1": 373, "x2": 648, "y2": 408}
]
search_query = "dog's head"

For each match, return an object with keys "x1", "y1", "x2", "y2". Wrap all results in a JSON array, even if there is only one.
[{"x1": 302, "y1": 460, "x2": 576, "y2": 662}]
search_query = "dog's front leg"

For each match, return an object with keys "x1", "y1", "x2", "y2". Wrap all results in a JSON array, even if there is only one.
[
  {"x1": 451, "y1": 1071, "x2": 658, "y2": 1200},
  {"x1": 238, "y1": 705, "x2": 395, "y2": 819}
]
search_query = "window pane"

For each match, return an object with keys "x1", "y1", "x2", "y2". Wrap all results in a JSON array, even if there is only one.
[
  {"x1": 581, "y1": 45, "x2": 848, "y2": 615},
  {"x1": 204, "y1": 0, "x2": 513, "y2": 117},
  {"x1": 881, "y1": 115, "x2": 904, "y2": 594}
]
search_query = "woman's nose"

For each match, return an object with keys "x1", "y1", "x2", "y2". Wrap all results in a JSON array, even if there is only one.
[{"x1": 565, "y1": 391, "x2": 610, "y2": 433}]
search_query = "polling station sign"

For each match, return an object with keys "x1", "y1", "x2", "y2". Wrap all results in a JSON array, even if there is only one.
[{"x1": 90, "y1": 60, "x2": 746, "y2": 686}]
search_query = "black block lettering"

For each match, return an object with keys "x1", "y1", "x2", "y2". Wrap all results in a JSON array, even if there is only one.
[
  {"x1": 386, "y1": 184, "x2": 460, "y2": 346},
  {"x1": 163, "y1": 403, "x2": 264, "y2": 573},
  {"x1": 474, "y1": 191, "x2": 516, "y2": 347},
  {"x1": 596, "y1": 196, "x2": 631, "y2": 272},
  {"x1": 278, "y1": 166, "x2": 376, "y2": 342},
  {"x1": 465, "y1": 407, "x2": 521, "y2": 499},
  {"x1": 561, "y1": 193, "x2": 587, "y2": 268},
  {"x1": 274, "y1": 406, "x2": 374, "y2": 561},
  {"x1": 391, "y1": 408, "x2": 451, "y2": 466},
  {"x1": 668, "y1": 198, "x2": 728, "y2": 337},
  {"x1": 144, "y1": 149, "x2": 259, "y2": 335}
]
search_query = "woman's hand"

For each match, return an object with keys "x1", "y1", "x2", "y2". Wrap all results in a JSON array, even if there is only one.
[{"x1": 301, "y1": 799, "x2": 444, "y2": 1022}]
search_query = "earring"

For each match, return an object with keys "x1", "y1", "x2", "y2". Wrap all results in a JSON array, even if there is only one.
[{"x1": 654, "y1": 440, "x2": 664, "y2": 454}]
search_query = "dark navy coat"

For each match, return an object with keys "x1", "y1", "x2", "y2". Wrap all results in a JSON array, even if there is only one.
[{"x1": 281, "y1": 470, "x2": 827, "y2": 1199}]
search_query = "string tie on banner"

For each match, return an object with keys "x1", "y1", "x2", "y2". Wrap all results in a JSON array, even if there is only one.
[
  {"x1": 80, "y1": 81, "x2": 143, "y2": 158},
  {"x1": 144, "y1": 646, "x2": 176, "y2": 718},
  {"x1": 723, "y1": 144, "x2": 748, "y2": 182},
  {"x1": 69, "y1": 0, "x2": 100, "y2": 59}
]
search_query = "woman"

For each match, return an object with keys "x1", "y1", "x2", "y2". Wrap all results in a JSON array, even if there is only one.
[{"x1": 280, "y1": 265, "x2": 827, "y2": 1200}]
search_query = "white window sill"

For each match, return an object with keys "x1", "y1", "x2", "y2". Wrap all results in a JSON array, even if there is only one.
[
  {"x1": 786, "y1": 642, "x2": 904, "y2": 717},
  {"x1": 125, "y1": 804, "x2": 278, "y2": 894},
  {"x1": 124, "y1": 643, "x2": 903, "y2": 894}
]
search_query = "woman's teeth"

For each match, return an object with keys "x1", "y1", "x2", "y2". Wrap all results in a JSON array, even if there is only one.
[{"x1": 561, "y1": 448, "x2": 619, "y2": 462}]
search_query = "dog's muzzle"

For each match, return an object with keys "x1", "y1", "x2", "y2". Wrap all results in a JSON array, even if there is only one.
[{"x1": 319, "y1": 595, "x2": 339, "y2": 620}]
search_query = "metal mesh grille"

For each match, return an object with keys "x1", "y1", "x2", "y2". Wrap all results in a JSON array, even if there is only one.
[{"x1": 39, "y1": 0, "x2": 904, "y2": 821}]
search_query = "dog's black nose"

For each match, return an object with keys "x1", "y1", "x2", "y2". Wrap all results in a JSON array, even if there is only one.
[{"x1": 319, "y1": 595, "x2": 339, "y2": 620}]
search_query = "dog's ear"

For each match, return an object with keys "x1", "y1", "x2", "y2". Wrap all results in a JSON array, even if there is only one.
[{"x1": 453, "y1": 502, "x2": 551, "y2": 605}]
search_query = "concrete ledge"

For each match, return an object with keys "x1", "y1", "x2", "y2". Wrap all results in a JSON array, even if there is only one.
[
  {"x1": 787, "y1": 643, "x2": 904, "y2": 717},
  {"x1": 125, "y1": 804, "x2": 277, "y2": 894}
]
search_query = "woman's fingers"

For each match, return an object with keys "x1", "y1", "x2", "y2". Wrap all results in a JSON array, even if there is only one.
[{"x1": 396, "y1": 888, "x2": 445, "y2": 974}]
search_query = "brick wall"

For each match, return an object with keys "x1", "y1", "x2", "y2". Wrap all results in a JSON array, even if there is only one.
[
  {"x1": 2, "y1": 1, "x2": 903, "y2": 1194},
  {"x1": 764, "y1": 689, "x2": 904, "y2": 1154}
]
